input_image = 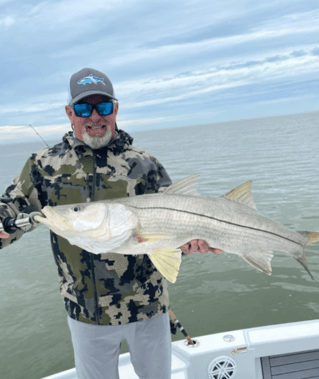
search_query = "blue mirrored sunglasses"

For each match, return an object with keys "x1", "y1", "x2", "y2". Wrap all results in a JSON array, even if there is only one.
[{"x1": 73, "y1": 102, "x2": 114, "y2": 118}]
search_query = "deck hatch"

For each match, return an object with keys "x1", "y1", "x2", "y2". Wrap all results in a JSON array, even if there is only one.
[{"x1": 261, "y1": 349, "x2": 319, "y2": 379}]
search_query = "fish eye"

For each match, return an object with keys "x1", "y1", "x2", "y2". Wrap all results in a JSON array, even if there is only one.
[{"x1": 73, "y1": 206, "x2": 81, "y2": 212}]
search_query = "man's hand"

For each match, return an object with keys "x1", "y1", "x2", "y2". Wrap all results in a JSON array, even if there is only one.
[
  {"x1": 0, "y1": 231, "x2": 10, "y2": 239},
  {"x1": 179, "y1": 239, "x2": 223, "y2": 255}
]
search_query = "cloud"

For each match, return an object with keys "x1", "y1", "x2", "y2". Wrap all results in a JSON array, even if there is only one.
[
  {"x1": 1, "y1": 45, "x2": 318, "y2": 123},
  {"x1": 0, "y1": 117, "x2": 178, "y2": 143},
  {"x1": 255, "y1": 8, "x2": 319, "y2": 32},
  {"x1": 291, "y1": 50, "x2": 308, "y2": 57},
  {"x1": 0, "y1": 16, "x2": 14, "y2": 27},
  {"x1": 35, "y1": 4, "x2": 318, "y2": 72},
  {"x1": 245, "y1": 94, "x2": 316, "y2": 107},
  {"x1": 0, "y1": 92, "x2": 67, "y2": 115},
  {"x1": 0, "y1": 124, "x2": 70, "y2": 143},
  {"x1": 0, "y1": 0, "x2": 318, "y2": 133},
  {"x1": 116, "y1": 48, "x2": 319, "y2": 107},
  {"x1": 26, "y1": 0, "x2": 131, "y2": 25},
  {"x1": 98, "y1": 9, "x2": 319, "y2": 70},
  {"x1": 118, "y1": 116, "x2": 184, "y2": 129}
]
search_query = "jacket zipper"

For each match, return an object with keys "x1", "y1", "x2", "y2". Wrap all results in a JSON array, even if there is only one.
[{"x1": 91, "y1": 152, "x2": 100, "y2": 324}]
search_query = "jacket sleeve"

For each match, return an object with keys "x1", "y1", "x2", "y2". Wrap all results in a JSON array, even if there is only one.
[
  {"x1": 146, "y1": 156, "x2": 172, "y2": 194},
  {"x1": 0, "y1": 156, "x2": 43, "y2": 250}
]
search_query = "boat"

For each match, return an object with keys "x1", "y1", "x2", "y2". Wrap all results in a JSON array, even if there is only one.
[{"x1": 43, "y1": 318, "x2": 319, "y2": 379}]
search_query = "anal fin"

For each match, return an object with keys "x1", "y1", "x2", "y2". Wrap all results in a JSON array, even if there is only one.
[{"x1": 242, "y1": 250, "x2": 274, "y2": 276}]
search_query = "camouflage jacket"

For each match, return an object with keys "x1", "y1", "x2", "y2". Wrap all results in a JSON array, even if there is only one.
[{"x1": 0, "y1": 130, "x2": 172, "y2": 325}]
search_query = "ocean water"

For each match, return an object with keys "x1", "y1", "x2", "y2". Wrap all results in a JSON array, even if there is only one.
[{"x1": 0, "y1": 111, "x2": 319, "y2": 378}]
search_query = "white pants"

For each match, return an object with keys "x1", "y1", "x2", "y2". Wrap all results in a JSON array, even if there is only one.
[{"x1": 67, "y1": 313, "x2": 171, "y2": 379}]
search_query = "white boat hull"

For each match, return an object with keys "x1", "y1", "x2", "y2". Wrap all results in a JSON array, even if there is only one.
[{"x1": 43, "y1": 318, "x2": 319, "y2": 379}]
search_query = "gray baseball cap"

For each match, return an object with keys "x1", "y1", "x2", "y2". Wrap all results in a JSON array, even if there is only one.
[{"x1": 68, "y1": 68, "x2": 118, "y2": 106}]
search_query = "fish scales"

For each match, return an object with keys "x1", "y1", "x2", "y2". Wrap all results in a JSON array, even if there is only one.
[
  {"x1": 34, "y1": 174, "x2": 319, "y2": 282},
  {"x1": 115, "y1": 194, "x2": 308, "y2": 257}
]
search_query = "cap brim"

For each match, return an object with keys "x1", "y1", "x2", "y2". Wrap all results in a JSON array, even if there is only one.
[{"x1": 69, "y1": 90, "x2": 118, "y2": 106}]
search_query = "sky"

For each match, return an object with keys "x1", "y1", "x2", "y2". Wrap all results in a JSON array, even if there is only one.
[{"x1": 0, "y1": 0, "x2": 318, "y2": 143}]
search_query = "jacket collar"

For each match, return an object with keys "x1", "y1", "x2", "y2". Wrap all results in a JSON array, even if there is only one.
[{"x1": 62, "y1": 128, "x2": 134, "y2": 155}]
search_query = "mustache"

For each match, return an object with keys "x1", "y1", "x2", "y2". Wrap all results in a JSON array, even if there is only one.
[{"x1": 83, "y1": 122, "x2": 108, "y2": 128}]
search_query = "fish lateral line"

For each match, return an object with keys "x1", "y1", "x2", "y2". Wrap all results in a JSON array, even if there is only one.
[{"x1": 128, "y1": 205, "x2": 304, "y2": 248}]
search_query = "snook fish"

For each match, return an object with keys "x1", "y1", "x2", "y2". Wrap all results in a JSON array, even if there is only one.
[{"x1": 34, "y1": 175, "x2": 319, "y2": 283}]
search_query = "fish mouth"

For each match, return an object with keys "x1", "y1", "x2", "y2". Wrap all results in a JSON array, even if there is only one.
[
  {"x1": 35, "y1": 207, "x2": 54, "y2": 226},
  {"x1": 36, "y1": 207, "x2": 72, "y2": 232},
  {"x1": 33, "y1": 210, "x2": 47, "y2": 224}
]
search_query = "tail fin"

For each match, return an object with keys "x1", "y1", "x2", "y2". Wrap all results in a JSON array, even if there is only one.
[{"x1": 306, "y1": 232, "x2": 319, "y2": 246}]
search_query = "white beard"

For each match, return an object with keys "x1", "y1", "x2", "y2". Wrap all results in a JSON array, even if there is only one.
[{"x1": 82, "y1": 127, "x2": 113, "y2": 149}]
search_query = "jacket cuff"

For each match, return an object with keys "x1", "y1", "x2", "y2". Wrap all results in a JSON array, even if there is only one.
[{"x1": 0, "y1": 202, "x2": 25, "y2": 249}]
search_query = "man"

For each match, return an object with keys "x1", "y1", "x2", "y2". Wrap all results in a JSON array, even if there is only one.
[{"x1": 0, "y1": 68, "x2": 221, "y2": 379}]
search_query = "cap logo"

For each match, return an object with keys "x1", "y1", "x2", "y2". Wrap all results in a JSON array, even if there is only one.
[{"x1": 78, "y1": 74, "x2": 106, "y2": 86}]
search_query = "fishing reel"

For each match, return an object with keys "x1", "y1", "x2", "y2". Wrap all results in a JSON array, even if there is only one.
[{"x1": 0, "y1": 212, "x2": 42, "y2": 234}]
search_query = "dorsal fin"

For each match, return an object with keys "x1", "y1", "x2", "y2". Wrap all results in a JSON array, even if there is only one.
[
  {"x1": 164, "y1": 174, "x2": 200, "y2": 196},
  {"x1": 223, "y1": 181, "x2": 257, "y2": 209}
]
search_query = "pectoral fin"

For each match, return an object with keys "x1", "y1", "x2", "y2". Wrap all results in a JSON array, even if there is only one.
[{"x1": 241, "y1": 250, "x2": 274, "y2": 276}]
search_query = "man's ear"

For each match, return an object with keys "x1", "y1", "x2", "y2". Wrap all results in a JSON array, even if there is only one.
[
  {"x1": 65, "y1": 105, "x2": 73, "y2": 121},
  {"x1": 114, "y1": 102, "x2": 119, "y2": 116}
]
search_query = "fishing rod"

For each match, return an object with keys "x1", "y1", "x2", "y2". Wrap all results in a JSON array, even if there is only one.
[
  {"x1": 0, "y1": 125, "x2": 50, "y2": 233},
  {"x1": 168, "y1": 309, "x2": 196, "y2": 346},
  {"x1": 29, "y1": 124, "x2": 50, "y2": 148}
]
